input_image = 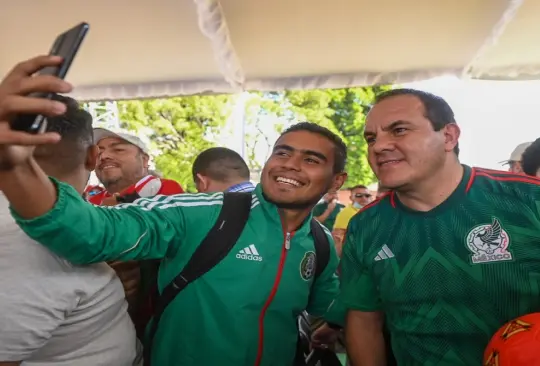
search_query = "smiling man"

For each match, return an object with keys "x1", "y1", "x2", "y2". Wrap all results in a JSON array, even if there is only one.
[
  {"x1": 0, "y1": 60, "x2": 345, "y2": 366},
  {"x1": 340, "y1": 88, "x2": 540, "y2": 366},
  {"x1": 87, "y1": 128, "x2": 185, "y2": 340}
]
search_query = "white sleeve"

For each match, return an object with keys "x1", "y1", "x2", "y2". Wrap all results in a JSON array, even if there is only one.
[{"x1": 0, "y1": 237, "x2": 77, "y2": 360}]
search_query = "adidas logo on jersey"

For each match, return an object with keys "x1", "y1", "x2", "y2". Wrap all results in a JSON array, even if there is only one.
[
  {"x1": 374, "y1": 244, "x2": 395, "y2": 261},
  {"x1": 236, "y1": 244, "x2": 263, "y2": 261}
]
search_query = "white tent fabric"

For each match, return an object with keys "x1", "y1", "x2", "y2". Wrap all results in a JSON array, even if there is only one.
[{"x1": 1, "y1": 0, "x2": 539, "y2": 101}]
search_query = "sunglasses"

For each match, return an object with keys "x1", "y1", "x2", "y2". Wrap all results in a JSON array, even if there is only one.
[{"x1": 354, "y1": 193, "x2": 372, "y2": 198}]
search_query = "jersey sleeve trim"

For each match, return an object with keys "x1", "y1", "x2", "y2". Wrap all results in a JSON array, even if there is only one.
[{"x1": 474, "y1": 168, "x2": 540, "y2": 186}]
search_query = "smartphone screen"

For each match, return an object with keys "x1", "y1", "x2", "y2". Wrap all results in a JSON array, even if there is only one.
[{"x1": 11, "y1": 22, "x2": 89, "y2": 134}]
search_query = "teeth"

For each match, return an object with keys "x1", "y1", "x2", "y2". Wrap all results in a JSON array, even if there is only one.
[{"x1": 276, "y1": 177, "x2": 301, "y2": 187}]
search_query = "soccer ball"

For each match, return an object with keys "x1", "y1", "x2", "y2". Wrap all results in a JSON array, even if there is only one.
[{"x1": 484, "y1": 313, "x2": 540, "y2": 365}]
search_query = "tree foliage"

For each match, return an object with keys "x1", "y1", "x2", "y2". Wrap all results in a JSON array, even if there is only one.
[
  {"x1": 112, "y1": 85, "x2": 390, "y2": 191},
  {"x1": 253, "y1": 86, "x2": 392, "y2": 187},
  {"x1": 117, "y1": 96, "x2": 233, "y2": 192}
]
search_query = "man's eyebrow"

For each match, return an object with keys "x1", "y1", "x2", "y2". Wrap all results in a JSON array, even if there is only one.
[
  {"x1": 364, "y1": 120, "x2": 412, "y2": 138},
  {"x1": 274, "y1": 144, "x2": 328, "y2": 161},
  {"x1": 382, "y1": 120, "x2": 411, "y2": 131}
]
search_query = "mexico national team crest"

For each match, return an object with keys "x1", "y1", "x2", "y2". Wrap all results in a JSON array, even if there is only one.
[
  {"x1": 466, "y1": 218, "x2": 512, "y2": 264},
  {"x1": 300, "y1": 251, "x2": 316, "y2": 281}
]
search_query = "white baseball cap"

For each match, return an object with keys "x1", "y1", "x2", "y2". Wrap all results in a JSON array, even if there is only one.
[
  {"x1": 93, "y1": 128, "x2": 149, "y2": 155},
  {"x1": 500, "y1": 142, "x2": 532, "y2": 165}
]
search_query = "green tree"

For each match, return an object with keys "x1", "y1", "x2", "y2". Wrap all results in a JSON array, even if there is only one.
[
  {"x1": 117, "y1": 95, "x2": 233, "y2": 192},
  {"x1": 257, "y1": 86, "x2": 392, "y2": 187}
]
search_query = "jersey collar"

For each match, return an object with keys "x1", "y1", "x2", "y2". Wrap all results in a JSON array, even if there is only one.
[
  {"x1": 253, "y1": 184, "x2": 314, "y2": 238},
  {"x1": 392, "y1": 164, "x2": 472, "y2": 216}
]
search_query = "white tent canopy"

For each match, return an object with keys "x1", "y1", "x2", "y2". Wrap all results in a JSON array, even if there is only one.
[{"x1": 1, "y1": 0, "x2": 539, "y2": 101}]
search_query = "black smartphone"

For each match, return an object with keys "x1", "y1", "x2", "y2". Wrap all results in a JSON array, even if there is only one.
[{"x1": 11, "y1": 22, "x2": 89, "y2": 134}]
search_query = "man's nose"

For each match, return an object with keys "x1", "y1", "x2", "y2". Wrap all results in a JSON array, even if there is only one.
[
  {"x1": 372, "y1": 133, "x2": 395, "y2": 154},
  {"x1": 281, "y1": 155, "x2": 302, "y2": 171}
]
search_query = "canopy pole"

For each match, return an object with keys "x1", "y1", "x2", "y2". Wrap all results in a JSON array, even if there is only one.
[
  {"x1": 193, "y1": 0, "x2": 245, "y2": 91},
  {"x1": 462, "y1": 0, "x2": 525, "y2": 79}
]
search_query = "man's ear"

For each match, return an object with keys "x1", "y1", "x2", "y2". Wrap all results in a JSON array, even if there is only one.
[
  {"x1": 195, "y1": 173, "x2": 208, "y2": 192},
  {"x1": 331, "y1": 172, "x2": 347, "y2": 193},
  {"x1": 85, "y1": 145, "x2": 99, "y2": 172},
  {"x1": 443, "y1": 123, "x2": 460, "y2": 153}
]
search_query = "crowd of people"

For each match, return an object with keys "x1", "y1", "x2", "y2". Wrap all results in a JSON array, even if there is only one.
[{"x1": 0, "y1": 54, "x2": 540, "y2": 366}]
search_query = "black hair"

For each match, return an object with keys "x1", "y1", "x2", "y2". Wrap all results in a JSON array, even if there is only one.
[
  {"x1": 375, "y1": 88, "x2": 459, "y2": 155},
  {"x1": 280, "y1": 122, "x2": 347, "y2": 174},
  {"x1": 192, "y1": 147, "x2": 250, "y2": 182},
  {"x1": 34, "y1": 94, "x2": 93, "y2": 174},
  {"x1": 521, "y1": 138, "x2": 540, "y2": 177},
  {"x1": 349, "y1": 184, "x2": 367, "y2": 191}
]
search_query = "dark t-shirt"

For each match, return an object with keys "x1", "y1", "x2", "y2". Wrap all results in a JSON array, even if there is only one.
[
  {"x1": 340, "y1": 165, "x2": 540, "y2": 365},
  {"x1": 313, "y1": 201, "x2": 345, "y2": 231}
]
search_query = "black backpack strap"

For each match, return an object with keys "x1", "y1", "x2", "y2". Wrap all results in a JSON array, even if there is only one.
[
  {"x1": 310, "y1": 219, "x2": 330, "y2": 280},
  {"x1": 143, "y1": 191, "x2": 252, "y2": 365}
]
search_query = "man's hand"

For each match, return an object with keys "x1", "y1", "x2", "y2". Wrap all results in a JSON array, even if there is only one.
[
  {"x1": 0, "y1": 55, "x2": 72, "y2": 170},
  {"x1": 109, "y1": 261, "x2": 141, "y2": 306},
  {"x1": 326, "y1": 199, "x2": 337, "y2": 212},
  {"x1": 0, "y1": 55, "x2": 73, "y2": 219},
  {"x1": 312, "y1": 323, "x2": 340, "y2": 350}
]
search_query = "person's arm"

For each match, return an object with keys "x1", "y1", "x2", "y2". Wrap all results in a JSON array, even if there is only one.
[
  {"x1": 340, "y1": 225, "x2": 386, "y2": 366},
  {"x1": 8, "y1": 177, "x2": 194, "y2": 264},
  {"x1": 313, "y1": 201, "x2": 336, "y2": 224},
  {"x1": 346, "y1": 310, "x2": 386, "y2": 366}
]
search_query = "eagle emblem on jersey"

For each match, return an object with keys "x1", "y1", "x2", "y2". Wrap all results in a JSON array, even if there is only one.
[
  {"x1": 466, "y1": 218, "x2": 512, "y2": 264},
  {"x1": 299, "y1": 251, "x2": 316, "y2": 281}
]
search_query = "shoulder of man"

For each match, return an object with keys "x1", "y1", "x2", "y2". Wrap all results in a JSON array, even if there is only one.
[
  {"x1": 470, "y1": 167, "x2": 540, "y2": 207},
  {"x1": 157, "y1": 178, "x2": 185, "y2": 195},
  {"x1": 348, "y1": 193, "x2": 392, "y2": 230}
]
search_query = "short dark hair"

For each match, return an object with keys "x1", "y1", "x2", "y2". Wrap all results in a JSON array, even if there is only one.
[
  {"x1": 192, "y1": 147, "x2": 250, "y2": 182},
  {"x1": 521, "y1": 138, "x2": 540, "y2": 177},
  {"x1": 34, "y1": 94, "x2": 93, "y2": 174},
  {"x1": 350, "y1": 184, "x2": 367, "y2": 191},
  {"x1": 280, "y1": 122, "x2": 347, "y2": 174},
  {"x1": 375, "y1": 88, "x2": 459, "y2": 155}
]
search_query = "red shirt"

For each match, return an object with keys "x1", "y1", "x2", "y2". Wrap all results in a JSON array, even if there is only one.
[{"x1": 88, "y1": 175, "x2": 184, "y2": 205}]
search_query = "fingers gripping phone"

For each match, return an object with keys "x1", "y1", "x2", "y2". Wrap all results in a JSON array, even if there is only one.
[{"x1": 11, "y1": 22, "x2": 89, "y2": 134}]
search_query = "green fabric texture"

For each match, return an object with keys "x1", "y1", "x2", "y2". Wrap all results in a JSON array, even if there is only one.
[{"x1": 340, "y1": 165, "x2": 540, "y2": 365}]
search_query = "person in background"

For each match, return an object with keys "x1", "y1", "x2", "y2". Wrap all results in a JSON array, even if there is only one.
[
  {"x1": 500, "y1": 141, "x2": 531, "y2": 174},
  {"x1": 148, "y1": 169, "x2": 163, "y2": 178},
  {"x1": 0, "y1": 94, "x2": 137, "y2": 365},
  {"x1": 313, "y1": 191, "x2": 345, "y2": 231},
  {"x1": 341, "y1": 88, "x2": 540, "y2": 365},
  {"x1": 89, "y1": 128, "x2": 185, "y2": 339},
  {"x1": 521, "y1": 137, "x2": 540, "y2": 177},
  {"x1": 331, "y1": 185, "x2": 372, "y2": 256},
  {"x1": 192, "y1": 147, "x2": 254, "y2": 193},
  {"x1": 83, "y1": 184, "x2": 104, "y2": 200}
]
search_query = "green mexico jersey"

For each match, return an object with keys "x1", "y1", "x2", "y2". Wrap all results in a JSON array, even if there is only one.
[{"x1": 340, "y1": 165, "x2": 540, "y2": 365}]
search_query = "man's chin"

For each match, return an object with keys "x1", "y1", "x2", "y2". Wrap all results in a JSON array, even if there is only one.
[{"x1": 262, "y1": 192, "x2": 316, "y2": 210}]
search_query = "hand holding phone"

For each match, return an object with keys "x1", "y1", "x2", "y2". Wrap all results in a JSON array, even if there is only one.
[{"x1": 10, "y1": 22, "x2": 89, "y2": 134}]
